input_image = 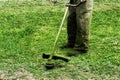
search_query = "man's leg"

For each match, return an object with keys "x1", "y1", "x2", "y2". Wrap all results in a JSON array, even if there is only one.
[
  {"x1": 75, "y1": 0, "x2": 93, "y2": 52},
  {"x1": 61, "y1": 7, "x2": 77, "y2": 48}
]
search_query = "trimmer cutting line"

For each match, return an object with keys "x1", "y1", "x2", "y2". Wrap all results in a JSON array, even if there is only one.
[{"x1": 42, "y1": 7, "x2": 69, "y2": 69}]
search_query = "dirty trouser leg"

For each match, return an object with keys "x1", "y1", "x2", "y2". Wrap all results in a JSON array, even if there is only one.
[
  {"x1": 75, "y1": 0, "x2": 93, "y2": 51},
  {"x1": 67, "y1": 6, "x2": 77, "y2": 46}
]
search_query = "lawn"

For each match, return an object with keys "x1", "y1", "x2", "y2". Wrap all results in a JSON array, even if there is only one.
[{"x1": 0, "y1": 0, "x2": 120, "y2": 79}]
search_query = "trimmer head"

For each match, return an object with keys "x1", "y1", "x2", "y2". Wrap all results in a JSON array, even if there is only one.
[
  {"x1": 45, "y1": 63, "x2": 55, "y2": 70},
  {"x1": 42, "y1": 53, "x2": 70, "y2": 62}
]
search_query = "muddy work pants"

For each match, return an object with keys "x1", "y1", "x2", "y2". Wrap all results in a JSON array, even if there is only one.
[{"x1": 67, "y1": 0, "x2": 93, "y2": 51}]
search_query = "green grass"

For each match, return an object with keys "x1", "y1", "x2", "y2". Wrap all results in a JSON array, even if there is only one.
[{"x1": 0, "y1": 0, "x2": 120, "y2": 79}]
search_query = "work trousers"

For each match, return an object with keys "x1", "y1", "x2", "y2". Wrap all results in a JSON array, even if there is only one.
[{"x1": 67, "y1": 0, "x2": 93, "y2": 50}]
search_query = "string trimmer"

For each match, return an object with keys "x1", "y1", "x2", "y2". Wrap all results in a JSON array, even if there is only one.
[{"x1": 42, "y1": 0, "x2": 86, "y2": 69}]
